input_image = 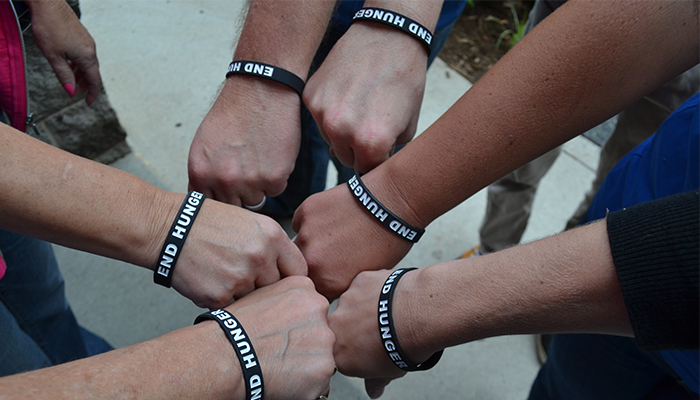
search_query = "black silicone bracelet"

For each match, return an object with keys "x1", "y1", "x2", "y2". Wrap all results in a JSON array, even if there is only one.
[
  {"x1": 153, "y1": 191, "x2": 205, "y2": 288},
  {"x1": 348, "y1": 174, "x2": 425, "y2": 243},
  {"x1": 227, "y1": 60, "x2": 305, "y2": 96},
  {"x1": 351, "y1": 7, "x2": 433, "y2": 56},
  {"x1": 195, "y1": 309, "x2": 264, "y2": 400},
  {"x1": 379, "y1": 268, "x2": 443, "y2": 371}
]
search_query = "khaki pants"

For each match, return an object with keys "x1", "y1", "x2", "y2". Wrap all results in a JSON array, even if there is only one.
[{"x1": 479, "y1": 66, "x2": 699, "y2": 254}]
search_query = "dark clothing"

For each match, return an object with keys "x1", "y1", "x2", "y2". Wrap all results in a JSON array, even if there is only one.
[
  {"x1": 608, "y1": 190, "x2": 699, "y2": 351},
  {"x1": 529, "y1": 94, "x2": 699, "y2": 399}
]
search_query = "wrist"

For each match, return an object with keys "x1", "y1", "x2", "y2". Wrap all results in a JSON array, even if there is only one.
[
  {"x1": 142, "y1": 190, "x2": 185, "y2": 271},
  {"x1": 188, "y1": 321, "x2": 246, "y2": 400},
  {"x1": 361, "y1": 0, "x2": 441, "y2": 31},
  {"x1": 195, "y1": 309, "x2": 264, "y2": 400},
  {"x1": 232, "y1": 0, "x2": 334, "y2": 81},
  {"x1": 350, "y1": 7, "x2": 435, "y2": 57},
  {"x1": 368, "y1": 141, "x2": 449, "y2": 226},
  {"x1": 219, "y1": 75, "x2": 300, "y2": 111},
  {"x1": 348, "y1": 175, "x2": 425, "y2": 243},
  {"x1": 392, "y1": 267, "x2": 446, "y2": 363},
  {"x1": 226, "y1": 61, "x2": 305, "y2": 97},
  {"x1": 346, "y1": 21, "x2": 430, "y2": 63},
  {"x1": 360, "y1": 167, "x2": 429, "y2": 231}
]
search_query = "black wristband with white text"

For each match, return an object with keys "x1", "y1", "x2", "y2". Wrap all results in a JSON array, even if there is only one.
[
  {"x1": 351, "y1": 7, "x2": 433, "y2": 56},
  {"x1": 153, "y1": 191, "x2": 205, "y2": 288},
  {"x1": 195, "y1": 309, "x2": 264, "y2": 400},
  {"x1": 227, "y1": 60, "x2": 305, "y2": 96},
  {"x1": 379, "y1": 268, "x2": 443, "y2": 371},
  {"x1": 348, "y1": 174, "x2": 425, "y2": 243}
]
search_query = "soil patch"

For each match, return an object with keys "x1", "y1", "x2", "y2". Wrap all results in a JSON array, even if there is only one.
[{"x1": 438, "y1": 1, "x2": 533, "y2": 83}]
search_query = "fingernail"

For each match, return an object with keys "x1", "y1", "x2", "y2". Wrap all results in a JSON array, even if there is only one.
[
  {"x1": 63, "y1": 83, "x2": 75, "y2": 96},
  {"x1": 368, "y1": 388, "x2": 384, "y2": 399}
]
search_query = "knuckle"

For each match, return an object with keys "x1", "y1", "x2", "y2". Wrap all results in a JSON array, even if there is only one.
[
  {"x1": 83, "y1": 43, "x2": 98, "y2": 60},
  {"x1": 354, "y1": 270, "x2": 376, "y2": 287},
  {"x1": 193, "y1": 298, "x2": 209, "y2": 309},
  {"x1": 354, "y1": 133, "x2": 391, "y2": 159},
  {"x1": 213, "y1": 171, "x2": 239, "y2": 190},
  {"x1": 309, "y1": 290, "x2": 330, "y2": 312},
  {"x1": 233, "y1": 275, "x2": 256, "y2": 299},
  {"x1": 286, "y1": 275, "x2": 314, "y2": 289},
  {"x1": 187, "y1": 162, "x2": 208, "y2": 186},
  {"x1": 302, "y1": 88, "x2": 322, "y2": 113},
  {"x1": 302, "y1": 91, "x2": 316, "y2": 111},
  {"x1": 261, "y1": 172, "x2": 290, "y2": 198},
  {"x1": 207, "y1": 289, "x2": 232, "y2": 309},
  {"x1": 321, "y1": 112, "x2": 351, "y2": 139},
  {"x1": 256, "y1": 215, "x2": 284, "y2": 239},
  {"x1": 327, "y1": 311, "x2": 341, "y2": 330}
]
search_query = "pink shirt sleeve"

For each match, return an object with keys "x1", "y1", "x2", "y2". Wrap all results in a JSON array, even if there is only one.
[{"x1": 0, "y1": 251, "x2": 6, "y2": 280}]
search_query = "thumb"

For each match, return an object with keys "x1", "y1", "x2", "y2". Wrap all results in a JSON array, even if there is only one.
[{"x1": 365, "y1": 377, "x2": 393, "y2": 399}]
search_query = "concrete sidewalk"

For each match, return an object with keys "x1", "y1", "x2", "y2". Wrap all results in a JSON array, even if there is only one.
[{"x1": 54, "y1": 1, "x2": 606, "y2": 398}]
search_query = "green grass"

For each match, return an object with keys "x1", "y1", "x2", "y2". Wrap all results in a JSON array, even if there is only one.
[{"x1": 495, "y1": 1, "x2": 528, "y2": 50}]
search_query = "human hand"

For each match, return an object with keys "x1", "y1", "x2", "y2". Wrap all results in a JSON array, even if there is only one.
[
  {"x1": 329, "y1": 269, "x2": 437, "y2": 399},
  {"x1": 202, "y1": 276, "x2": 336, "y2": 400},
  {"x1": 303, "y1": 22, "x2": 429, "y2": 173},
  {"x1": 292, "y1": 181, "x2": 413, "y2": 300},
  {"x1": 188, "y1": 78, "x2": 302, "y2": 207},
  {"x1": 27, "y1": 0, "x2": 101, "y2": 105},
  {"x1": 169, "y1": 195, "x2": 307, "y2": 309}
]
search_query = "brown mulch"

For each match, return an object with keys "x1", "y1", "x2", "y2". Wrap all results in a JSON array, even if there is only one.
[{"x1": 437, "y1": 1, "x2": 533, "y2": 83}]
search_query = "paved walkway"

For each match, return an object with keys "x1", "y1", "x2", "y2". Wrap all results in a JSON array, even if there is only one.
[{"x1": 54, "y1": 1, "x2": 608, "y2": 398}]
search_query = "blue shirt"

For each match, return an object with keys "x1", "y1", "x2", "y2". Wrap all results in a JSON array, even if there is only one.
[{"x1": 585, "y1": 93, "x2": 699, "y2": 394}]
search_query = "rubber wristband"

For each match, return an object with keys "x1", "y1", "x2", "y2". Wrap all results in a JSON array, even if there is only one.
[
  {"x1": 227, "y1": 60, "x2": 305, "y2": 96},
  {"x1": 153, "y1": 191, "x2": 205, "y2": 288},
  {"x1": 195, "y1": 309, "x2": 264, "y2": 400},
  {"x1": 351, "y1": 7, "x2": 433, "y2": 56},
  {"x1": 379, "y1": 268, "x2": 443, "y2": 371},
  {"x1": 348, "y1": 174, "x2": 425, "y2": 243}
]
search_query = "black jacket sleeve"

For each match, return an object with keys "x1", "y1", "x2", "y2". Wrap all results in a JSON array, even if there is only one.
[{"x1": 607, "y1": 190, "x2": 699, "y2": 351}]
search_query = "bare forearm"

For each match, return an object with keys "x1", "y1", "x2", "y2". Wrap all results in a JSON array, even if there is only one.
[
  {"x1": 0, "y1": 323, "x2": 240, "y2": 400},
  {"x1": 233, "y1": 0, "x2": 335, "y2": 79},
  {"x1": 400, "y1": 220, "x2": 631, "y2": 359},
  {"x1": 0, "y1": 126, "x2": 175, "y2": 268},
  {"x1": 0, "y1": 277, "x2": 335, "y2": 400},
  {"x1": 366, "y1": 0, "x2": 699, "y2": 227},
  {"x1": 24, "y1": 0, "x2": 64, "y2": 15}
]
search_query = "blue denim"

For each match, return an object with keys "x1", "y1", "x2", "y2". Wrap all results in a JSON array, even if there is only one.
[
  {"x1": 528, "y1": 334, "x2": 696, "y2": 400},
  {"x1": 0, "y1": 230, "x2": 112, "y2": 377},
  {"x1": 261, "y1": 21, "x2": 456, "y2": 218}
]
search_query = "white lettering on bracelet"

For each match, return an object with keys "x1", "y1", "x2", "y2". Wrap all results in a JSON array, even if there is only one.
[
  {"x1": 198, "y1": 309, "x2": 264, "y2": 400},
  {"x1": 154, "y1": 191, "x2": 205, "y2": 288},
  {"x1": 378, "y1": 268, "x2": 443, "y2": 371},
  {"x1": 226, "y1": 60, "x2": 305, "y2": 96},
  {"x1": 352, "y1": 7, "x2": 433, "y2": 54},
  {"x1": 348, "y1": 175, "x2": 424, "y2": 243}
]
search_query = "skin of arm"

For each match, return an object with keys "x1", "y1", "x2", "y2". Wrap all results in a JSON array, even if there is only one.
[
  {"x1": 26, "y1": 0, "x2": 102, "y2": 105},
  {"x1": 187, "y1": 0, "x2": 335, "y2": 207},
  {"x1": 292, "y1": 0, "x2": 700, "y2": 299},
  {"x1": 0, "y1": 277, "x2": 336, "y2": 400},
  {"x1": 0, "y1": 123, "x2": 307, "y2": 309},
  {"x1": 303, "y1": 0, "x2": 443, "y2": 173},
  {"x1": 329, "y1": 219, "x2": 631, "y2": 398}
]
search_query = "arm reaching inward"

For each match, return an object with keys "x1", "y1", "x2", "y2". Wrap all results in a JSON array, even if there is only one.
[
  {"x1": 0, "y1": 122, "x2": 306, "y2": 309},
  {"x1": 293, "y1": 0, "x2": 700, "y2": 299},
  {"x1": 0, "y1": 277, "x2": 336, "y2": 400}
]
